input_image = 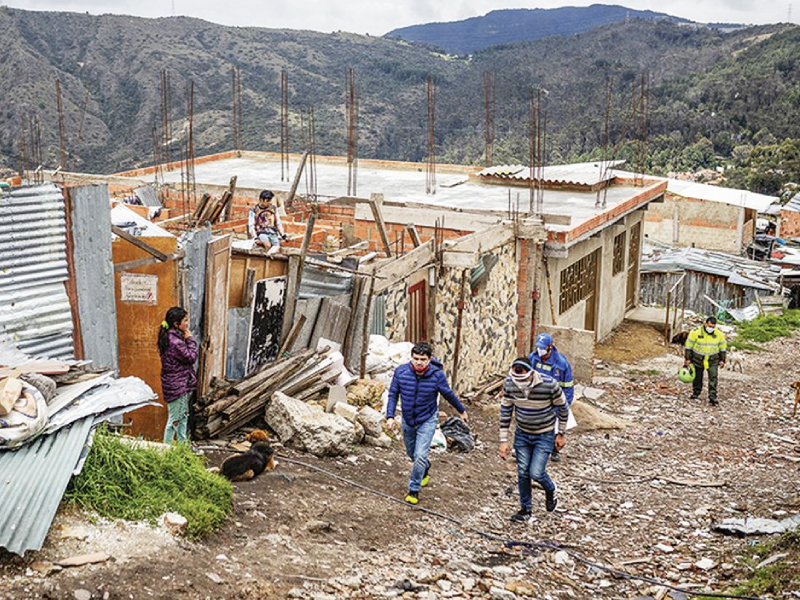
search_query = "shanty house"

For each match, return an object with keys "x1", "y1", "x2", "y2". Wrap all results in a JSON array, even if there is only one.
[
  {"x1": 99, "y1": 152, "x2": 666, "y2": 390},
  {"x1": 641, "y1": 178, "x2": 776, "y2": 254}
]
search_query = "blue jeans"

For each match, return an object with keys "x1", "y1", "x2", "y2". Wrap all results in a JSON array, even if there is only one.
[
  {"x1": 401, "y1": 414, "x2": 438, "y2": 492},
  {"x1": 164, "y1": 393, "x2": 189, "y2": 444},
  {"x1": 514, "y1": 429, "x2": 555, "y2": 510},
  {"x1": 257, "y1": 230, "x2": 281, "y2": 247}
]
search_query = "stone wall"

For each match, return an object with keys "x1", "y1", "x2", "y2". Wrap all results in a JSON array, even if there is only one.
[
  {"x1": 432, "y1": 241, "x2": 518, "y2": 393},
  {"x1": 383, "y1": 278, "x2": 409, "y2": 343}
]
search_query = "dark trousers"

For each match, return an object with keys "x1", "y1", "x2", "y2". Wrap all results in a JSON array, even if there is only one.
[{"x1": 692, "y1": 358, "x2": 719, "y2": 402}]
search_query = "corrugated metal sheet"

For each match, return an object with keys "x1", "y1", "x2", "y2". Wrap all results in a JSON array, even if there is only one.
[
  {"x1": 0, "y1": 416, "x2": 94, "y2": 556},
  {"x1": 370, "y1": 292, "x2": 386, "y2": 337},
  {"x1": 667, "y1": 179, "x2": 777, "y2": 213},
  {"x1": 299, "y1": 263, "x2": 353, "y2": 298},
  {"x1": 0, "y1": 184, "x2": 74, "y2": 360},
  {"x1": 71, "y1": 185, "x2": 118, "y2": 372},
  {"x1": 783, "y1": 191, "x2": 800, "y2": 214},
  {"x1": 477, "y1": 161, "x2": 624, "y2": 186}
]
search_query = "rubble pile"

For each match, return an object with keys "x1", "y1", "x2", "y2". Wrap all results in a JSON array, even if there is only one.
[{"x1": 193, "y1": 346, "x2": 344, "y2": 438}]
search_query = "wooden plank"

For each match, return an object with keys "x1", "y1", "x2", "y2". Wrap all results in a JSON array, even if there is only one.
[
  {"x1": 242, "y1": 268, "x2": 256, "y2": 307},
  {"x1": 0, "y1": 376, "x2": 23, "y2": 416},
  {"x1": 279, "y1": 313, "x2": 307, "y2": 356},
  {"x1": 246, "y1": 277, "x2": 287, "y2": 375},
  {"x1": 199, "y1": 235, "x2": 232, "y2": 395},
  {"x1": 446, "y1": 223, "x2": 515, "y2": 254},
  {"x1": 372, "y1": 240, "x2": 434, "y2": 293},
  {"x1": 405, "y1": 224, "x2": 422, "y2": 247},
  {"x1": 368, "y1": 193, "x2": 393, "y2": 257},
  {"x1": 113, "y1": 251, "x2": 184, "y2": 273},
  {"x1": 281, "y1": 254, "x2": 301, "y2": 342},
  {"x1": 221, "y1": 175, "x2": 238, "y2": 222},
  {"x1": 286, "y1": 151, "x2": 310, "y2": 208},
  {"x1": 310, "y1": 297, "x2": 352, "y2": 349},
  {"x1": 111, "y1": 225, "x2": 169, "y2": 261},
  {"x1": 442, "y1": 250, "x2": 477, "y2": 269}
]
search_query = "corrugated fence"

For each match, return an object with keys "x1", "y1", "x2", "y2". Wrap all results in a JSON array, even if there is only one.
[{"x1": 0, "y1": 184, "x2": 74, "y2": 359}]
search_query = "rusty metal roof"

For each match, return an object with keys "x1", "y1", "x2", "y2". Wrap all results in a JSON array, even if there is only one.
[{"x1": 0, "y1": 184, "x2": 74, "y2": 360}]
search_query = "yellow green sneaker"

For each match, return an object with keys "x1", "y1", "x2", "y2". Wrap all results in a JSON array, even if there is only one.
[
  {"x1": 421, "y1": 464, "x2": 430, "y2": 488},
  {"x1": 404, "y1": 490, "x2": 419, "y2": 505}
]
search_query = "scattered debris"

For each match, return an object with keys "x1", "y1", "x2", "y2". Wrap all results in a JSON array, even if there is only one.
[
  {"x1": 55, "y1": 552, "x2": 111, "y2": 568},
  {"x1": 713, "y1": 514, "x2": 800, "y2": 536}
]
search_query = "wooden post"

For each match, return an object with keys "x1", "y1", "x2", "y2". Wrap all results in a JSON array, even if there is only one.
[
  {"x1": 242, "y1": 268, "x2": 256, "y2": 307},
  {"x1": 281, "y1": 254, "x2": 302, "y2": 341},
  {"x1": 360, "y1": 276, "x2": 376, "y2": 378},
  {"x1": 368, "y1": 193, "x2": 393, "y2": 258},
  {"x1": 286, "y1": 150, "x2": 310, "y2": 208},
  {"x1": 221, "y1": 175, "x2": 238, "y2": 222},
  {"x1": 61, "y1": 188, "x2": 85, "y2": 360},
  {"x1": 452, "y1": 269, "x2": 469, "y2": 391},
  {"x1": 405, "y1": 224, "x2": 422, "y2": 248},
  {"x1": 664, "y1": 290, "x2": 672, "y2": 344},
  {"x1": 342, "y1": 275, "x2": 365, "y2": 365}
]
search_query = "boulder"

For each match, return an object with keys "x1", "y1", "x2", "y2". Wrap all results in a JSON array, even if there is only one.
[
  {"x1": 265, "y1": 391, "x2": 353, "y2": 456},
  {"x1": 357, "y1": 405, "x2": 385, "y2": 437},
  {"x1": 333, "y1": 402, "x2": 358, "y2": 423},
  {"x1": 347, "y1": 378, "x2": 385, "y2": 407},
  {"x1": 352, "y1": 421, "x2": 365, "y2": 444},
  {"x1": 365, "y1": 432, "x2": 392, "y2": 448}
]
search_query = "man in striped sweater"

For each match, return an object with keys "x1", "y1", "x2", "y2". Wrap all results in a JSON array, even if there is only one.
[{"x1": 499, "y1": 356, "x2": 568, "y2": 522}]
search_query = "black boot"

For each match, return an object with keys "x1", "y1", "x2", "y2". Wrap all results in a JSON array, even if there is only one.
[{"x1": 545, "y1": 487, "x2": 558, "y2": 512}]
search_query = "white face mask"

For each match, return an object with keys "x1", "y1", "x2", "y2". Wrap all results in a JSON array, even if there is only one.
[
  {"x1": 537, "y1": 347, "x2": 548, "y2": 357},
  {"x1": 705, "y1": 326, "x2": 715, "y2": 334}
]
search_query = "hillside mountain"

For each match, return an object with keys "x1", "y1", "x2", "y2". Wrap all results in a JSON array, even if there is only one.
[
  {"x1": 0, "y1": 7, "x2": 799, "y2": 195},
  {"x1": 385, "y1": 4, "x2": 694, "y2": 55}
]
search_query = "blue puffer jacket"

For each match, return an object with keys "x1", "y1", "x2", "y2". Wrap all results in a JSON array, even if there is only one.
[{"x1": 386, "y1": 359, "x2": 465, "y2": 426}]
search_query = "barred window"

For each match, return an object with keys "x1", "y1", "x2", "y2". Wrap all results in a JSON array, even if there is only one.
[
  {"x1": 612, "y1": 232, "x2": 626, "y2": 275},
  {"x1": 558, "y1": 251, "x2": 598, "y2": 314}
]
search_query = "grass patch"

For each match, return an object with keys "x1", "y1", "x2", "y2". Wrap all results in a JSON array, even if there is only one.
[
  {"x1": 692, "y1": 531, "x2": 800, "y2": 599},
  {"x1": 736, "y1": 310, "x2": 800, "y2": 344},
  {"x1": 66, "y1": 428, "x2": 233, "y2": 539}
]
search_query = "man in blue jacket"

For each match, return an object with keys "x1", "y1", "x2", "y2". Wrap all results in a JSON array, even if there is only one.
[
  {"x1": 529, "y1": 332, "x2": 574, "y2": 462},
  {"x1": 386, "y1": 341, "x2": 468, "y2": 505}
]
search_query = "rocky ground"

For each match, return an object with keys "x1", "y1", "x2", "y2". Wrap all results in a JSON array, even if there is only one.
[{"x1": 2, "y1": 323, "x2": 799, "y2": 600}]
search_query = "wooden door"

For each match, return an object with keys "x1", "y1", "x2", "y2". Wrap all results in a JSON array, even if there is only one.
[
  {"x1": 406, "y1": 280, "x2": 427, "y2": 342},
  {"x1": 626, "y1": 222, "x2": 641, "y2": 310},
  {"x1": 199, "y1": 235, "x2": 231, "y2": 395},
  {"x1": 583, "y1": 249, "x2": 599, "y2": 331}
]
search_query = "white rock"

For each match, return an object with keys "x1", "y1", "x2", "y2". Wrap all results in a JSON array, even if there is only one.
[
  {"x1": 341, "y1": 575, "x2": 362, "y2": 589},
  {"x1": 265, "y1": 391, "x2": 354, "y2": 456},
  {"x1": 492, "y1": 565, "x2": 514, "y2": 577},
  {"x1": 582, "y1": 387, "x2": 606, "y2": 401},
  {"x1": 206, "y1": 572, "x2": 223, "y2": 584},
  {"x1": 333, "y1": 402, "x2": 358, "y2": 423},
  {"x1": 654, "y1": 543, "x2": 674, "y2": 553},
  {"x1": 437, "y1": 579, "x2": 452, "y2": 592},
  {"x1": 489, "y1": 586, "x2": 517, "y2": 600},
  {"x1": 462, "y1": 577, "x2": 476, "y2": 591},
  {"x1": 352, "y1": 421, "x2": 365, "y2": 444},
  {"x1": 553, "y1": 550, "x2": 572, "y2": 565},
  {"x1": 695, "y1": 558, "x2": 717, "y2": 571},
  {"x1": 74, "y1": 590, "x2": 92, "y2": 600},
  {"x1": 357, "y1": 405, "x2": 385, "y2": 437},
  {"x1": 161, "y1": 512, "x2": 188, "y2": 535},
  {"x1": 365, "y1": 433, "x2": 392, "y2": 448}
]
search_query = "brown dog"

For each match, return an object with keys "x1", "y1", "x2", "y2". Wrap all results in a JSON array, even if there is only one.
[
  {"x1": 791, "y1": 381, "x2": 800, "y2": 417},
  {"x1": 246, "y1": 429, "x2": 270, "y2": 443},
  {"x1": 220, "y1": 442, "x2": 275, "y2": 482}
]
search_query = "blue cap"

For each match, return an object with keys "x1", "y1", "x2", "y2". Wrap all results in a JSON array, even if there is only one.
[
  {"x1": 511, "y1": 357, "x2": 533, "y2": 371},
  {"x1": 535, "y1": 333, "x2": 553, "y2": 350}
]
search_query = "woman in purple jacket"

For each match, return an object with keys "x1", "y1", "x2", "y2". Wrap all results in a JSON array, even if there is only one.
[{"x1": 158, "y1": 307, "x2": 198, "y2": 444}]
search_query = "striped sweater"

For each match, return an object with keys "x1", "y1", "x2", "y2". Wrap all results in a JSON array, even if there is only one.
[{"x1": 499, "y1": 371, "x2": 568, "y2": 442}]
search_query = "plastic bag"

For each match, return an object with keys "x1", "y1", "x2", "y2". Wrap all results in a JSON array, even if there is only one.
[{"x1": 440, "y1": 416, "x2": 475, "y2": 452}]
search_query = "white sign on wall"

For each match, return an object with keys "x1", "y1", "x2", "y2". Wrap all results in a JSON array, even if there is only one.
[{"x1": 120, "y1": 273, "x2": 158, "y2": 305}]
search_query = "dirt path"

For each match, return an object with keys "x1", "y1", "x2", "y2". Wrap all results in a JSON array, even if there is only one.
[{"x1": 2, "y1": 325, "x2": 799, "y2": 600}]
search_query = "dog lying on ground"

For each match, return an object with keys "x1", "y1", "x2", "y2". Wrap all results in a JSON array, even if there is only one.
[
  {"x1": 220, "y1": 442, "x2": 275, "y2": 482},
  {"x1": 246, "y1": 429, "x2": 269, "y2": 443}
]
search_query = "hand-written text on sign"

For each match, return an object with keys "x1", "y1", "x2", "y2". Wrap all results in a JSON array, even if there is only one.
[{"x1": 120, "y1": 273, "x2": 158, "y2": 305}]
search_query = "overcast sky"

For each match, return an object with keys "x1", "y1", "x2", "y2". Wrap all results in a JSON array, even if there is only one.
[{"x1": 2, "y1": 1, "x2": 794, "y2": 35}]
